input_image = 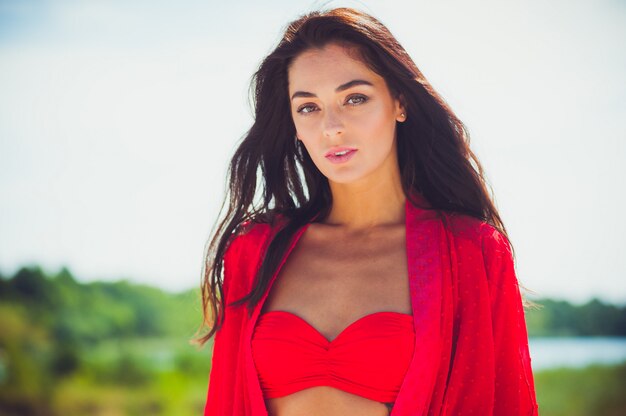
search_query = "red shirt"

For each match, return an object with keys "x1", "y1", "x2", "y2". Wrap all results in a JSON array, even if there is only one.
[{"x1": 204, "y1": 193, "x2": 538, "y2": 415}]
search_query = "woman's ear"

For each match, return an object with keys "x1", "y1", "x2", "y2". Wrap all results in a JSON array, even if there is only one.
[{"x1": 395, "y1": 94, "x2": 407, "y2": 122}]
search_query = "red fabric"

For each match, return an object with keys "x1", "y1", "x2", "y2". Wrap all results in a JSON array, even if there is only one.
[
  {"x1": 204, "y1": 192, "x2": 538, "y2": 415},
  {"x1": 251, "y1": 310, "x2": 415, "y2": 402}
]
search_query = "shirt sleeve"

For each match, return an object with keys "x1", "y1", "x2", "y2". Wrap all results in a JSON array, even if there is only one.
[
  {"x1": 482, "y1": 225, "x2": 539, "y2": 415},
  {"x1": 204, "y1": 233, "x2": 244, "y2": 415}
]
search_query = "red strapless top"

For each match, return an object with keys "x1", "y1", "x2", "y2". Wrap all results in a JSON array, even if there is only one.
[{"x1": 251, "y1": 310, "x2": 415, "y2": 405}]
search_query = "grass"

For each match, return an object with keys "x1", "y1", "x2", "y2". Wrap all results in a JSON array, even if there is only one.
[
  {"x1": 51, "y1": 371, "x2": 207, "y2": 416},
  {"x1": 535, "y1": 362, "x2": 626, "y2": 416}
]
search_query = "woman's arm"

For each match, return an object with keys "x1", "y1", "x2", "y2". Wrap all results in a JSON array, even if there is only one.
[
  {"x1": 204, "y1": 233, "x2": 244, "y2": 415},
  {"x1": 482, "y1": 225, "x2": 538, "y2": 415}
]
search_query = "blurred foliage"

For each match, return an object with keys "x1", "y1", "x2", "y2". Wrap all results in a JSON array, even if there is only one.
[
  {"x1": 0, "y1": 265, "x2": 624, "y2": 415},
  {"x1": 525, "y1": 297, "x2": 626, "y2": 337},
  {"x1": 0, "y1": 265, "x2": 209, "y2": 415}
]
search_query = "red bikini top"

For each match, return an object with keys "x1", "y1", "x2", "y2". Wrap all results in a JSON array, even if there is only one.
[{"x1": 251, "y1": 310, "x2": 415, "y2": 404}]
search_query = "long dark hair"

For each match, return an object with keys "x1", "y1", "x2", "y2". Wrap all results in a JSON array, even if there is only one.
[{"x1": 194, "y1": 7, "x2": 511, "y2": 346}]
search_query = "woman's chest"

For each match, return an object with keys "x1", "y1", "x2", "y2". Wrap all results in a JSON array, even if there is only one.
[{"x1": 259, "y1": 223, "x2": 412, "y2": 341}]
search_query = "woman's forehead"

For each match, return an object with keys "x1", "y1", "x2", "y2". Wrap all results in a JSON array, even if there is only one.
[{"x1": 288, "y1": 44, "x2": 382, "y2": 93}]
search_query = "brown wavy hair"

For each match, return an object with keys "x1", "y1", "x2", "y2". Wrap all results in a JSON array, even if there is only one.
[{"x1": 193, "y1": 7, "x2": 514, "y2": 346}]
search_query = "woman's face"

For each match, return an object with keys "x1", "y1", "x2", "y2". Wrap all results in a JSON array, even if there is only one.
[{"x1": 287, "y1": 42, "x2": 405, "y2": 187}]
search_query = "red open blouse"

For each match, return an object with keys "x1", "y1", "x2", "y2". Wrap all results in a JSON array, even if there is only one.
[{"x1": 204, "y1": 192, "x2": 538, "y2": 415}]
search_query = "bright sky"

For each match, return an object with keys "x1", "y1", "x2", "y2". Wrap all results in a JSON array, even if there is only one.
[{"x1": 0, "y1": 0, "x2": 624, "y2": 303}]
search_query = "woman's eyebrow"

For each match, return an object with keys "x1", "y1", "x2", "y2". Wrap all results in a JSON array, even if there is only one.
[{"x1": 290, "y1": 79, "x2": 374, "y2": 100}]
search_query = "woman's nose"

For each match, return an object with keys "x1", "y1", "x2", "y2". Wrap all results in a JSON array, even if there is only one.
[{"x1": 322, "y1": 107, "x2": 344, "y2": 137}]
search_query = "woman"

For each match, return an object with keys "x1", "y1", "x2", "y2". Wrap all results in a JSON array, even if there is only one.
[{"x1": 197, "y1": 7, "x2": 538, "y2": 416}]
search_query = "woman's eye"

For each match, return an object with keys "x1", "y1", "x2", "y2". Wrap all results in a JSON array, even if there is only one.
[
  {"x1": 296, "y1": 104, "x2": 317, "y2": 114},
  {"x1": 346, "y1": 94, "x2": 368, "y2": 105}
]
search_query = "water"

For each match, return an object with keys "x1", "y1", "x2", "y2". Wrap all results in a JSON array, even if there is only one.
[{"x1": 529, "y1": 337, "x2": 626, "y2": 370}]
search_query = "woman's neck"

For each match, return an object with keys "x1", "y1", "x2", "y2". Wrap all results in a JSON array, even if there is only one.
[{"x1": 323, "y1": 178, "x2": 406, "y2": 232}]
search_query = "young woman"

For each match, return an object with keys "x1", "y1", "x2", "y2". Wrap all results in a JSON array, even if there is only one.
[{"x1": 197, "y1": 7, "x2": 538, "y2": 416}]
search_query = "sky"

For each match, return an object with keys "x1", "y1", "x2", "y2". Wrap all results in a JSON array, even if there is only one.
[{"x1": 0, "y1": 0, "x2": 624, "y2": 303}]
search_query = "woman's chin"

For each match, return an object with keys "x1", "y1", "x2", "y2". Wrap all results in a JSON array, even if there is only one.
[{"x1": 324, "y1": 171, "x2": 370, "y2": 187}]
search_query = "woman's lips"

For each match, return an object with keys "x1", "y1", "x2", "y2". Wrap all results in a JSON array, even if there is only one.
[{"x1": 325, "y1": 149, "x2": 358, "y2": 164}]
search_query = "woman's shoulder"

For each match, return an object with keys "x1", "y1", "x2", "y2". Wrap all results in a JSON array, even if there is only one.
[
  {"x1": 440, "y1": 213, "x2": 516, "y2": 290},
  {"x1": 408, "y1": 191, "x2": 500, "y2": 242},
  {"x1": 441, "y1": 211, "x2": 509, "y2": 253},
  {"x1": 226, "y1": 212, "x2": 285, "y2": 254}
]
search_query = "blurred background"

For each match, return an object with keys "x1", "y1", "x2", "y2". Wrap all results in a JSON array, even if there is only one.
[{"x1": 1, "y1": 0, "x2": 624, "y2": 415}]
